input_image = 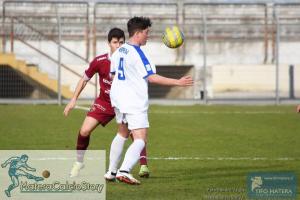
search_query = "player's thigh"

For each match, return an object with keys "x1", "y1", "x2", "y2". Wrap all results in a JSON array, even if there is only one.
[
  {"x1": 87, "y1": 103, "x2": 115, "y2": 127},
  {"x1": 127, "y1": 112, "x2": 149, "y2": 142},
  {"x1": 114, "y1": 108, "x2": 130, "y2": 138},
  {"x1": 15, "y1": 169, "x2": 27, "y2": 177},
  {"x1": 126, "y1": 112, "x2": 149, "y2": 130},
  {"x1": 11, "y1": 176, "x2": 19, "y2": 185},
  {"x1": 117, "y1": 123, "x2": 130, "y2": 138},
  {"x1": 80, "y1": 116, "x2": 100, "y2": 136}
]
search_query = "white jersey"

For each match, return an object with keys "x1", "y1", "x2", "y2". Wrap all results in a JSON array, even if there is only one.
[{"x1": 110, "y1": 43, "x2": 156, "y2": 114}]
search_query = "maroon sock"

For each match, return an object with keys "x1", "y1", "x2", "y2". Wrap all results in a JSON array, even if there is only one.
[
  {"x1": 139, "y1": 146, "x2": 148, "y2": 165},
  {"x1": 76, "y1": 132, "x2": 90, "y2": 163}
]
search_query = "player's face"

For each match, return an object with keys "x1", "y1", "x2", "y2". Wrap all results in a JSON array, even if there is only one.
[
  {"x1": 138, "y1": 28, "x2": 149, "y2": 46},
  {"x1": 109, "y1": 37, "x2": 125, "y2": 53},
  {"x1": 21, "y1": 157, "x2": 28, "y2": 162}
]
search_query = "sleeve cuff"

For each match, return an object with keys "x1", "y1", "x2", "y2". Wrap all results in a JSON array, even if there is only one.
[
  {"x1": 83, "y1": 73, "x2": 91, "y2": 81},
  {"x1": 143, "y1": 71, "x2": 155, "y2": 79}
]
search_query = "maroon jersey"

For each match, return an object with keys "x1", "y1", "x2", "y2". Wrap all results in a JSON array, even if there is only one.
[{"x1": 85, "y1": 53, "x2": 112, "y2": 103}]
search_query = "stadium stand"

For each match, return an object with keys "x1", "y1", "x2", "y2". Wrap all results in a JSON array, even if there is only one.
[{"x1": 1, "y1": 0, "x2": 300, "y2": 102}]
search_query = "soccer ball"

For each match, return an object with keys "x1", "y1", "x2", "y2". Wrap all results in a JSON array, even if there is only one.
[
  {"x1": 42, "y1": 170, "x2": 50, "y2": 178},
  {"x1": 162, "y1": 26, "x2": 184, "y2": 48}
]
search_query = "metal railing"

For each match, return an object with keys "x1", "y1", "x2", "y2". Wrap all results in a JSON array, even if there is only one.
[
  {"x1": 183, "y1": 3, "x2": 269, "y2": 63},
  {"x1": 1, "y1": 1, "x2": 93, "y2": 104},
  {"x1": 2, "y1": 1, "x2": 90, "y2": 59},
  {"x1": 181, "y1": 2, "x2": 299, "y2": 103}
]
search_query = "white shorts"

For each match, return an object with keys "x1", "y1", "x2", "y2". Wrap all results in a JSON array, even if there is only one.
[{"x1": 114, "y1": 108, "x2": 149, "y2": 130}]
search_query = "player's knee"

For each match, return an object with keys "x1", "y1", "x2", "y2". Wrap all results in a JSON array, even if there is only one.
[
  {"x1": 14, "y1": 182, "x2": 19, "y2": 187},
  {"x1": 118, "y1": 131, "x2": 129, "y2": 139},
  {"x1": 79, "y1": 128, "x2": 91, "y2": 137},
  {"x1": 134, "y1": 136, "x2": 147, "y2": 143}
]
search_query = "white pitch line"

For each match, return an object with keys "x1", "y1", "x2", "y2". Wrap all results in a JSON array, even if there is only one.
[
  {"x1": 75, "y1": 106, "x2": 288, "y2": 114},
  {"x1": 31, "y1": 157, "x2": 299, "y2": 161},
  {"x1": 30, "y1": 158, "x2": 104, "y2": 161},
  {"x1": 75, "y1": 105, "x2": 90, "y2": 111},
  {"x1": 149, "y1": 111, "x2": 288, "y2": 114},
  {"x1": 148, "y1": 157, "x2": 299, "y2": 161}
]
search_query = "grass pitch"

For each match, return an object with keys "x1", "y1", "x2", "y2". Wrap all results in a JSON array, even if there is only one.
[{"x1": 0, "y1": 104, "x2": 299, "y2": 199}]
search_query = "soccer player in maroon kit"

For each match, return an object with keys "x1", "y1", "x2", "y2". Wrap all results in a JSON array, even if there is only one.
[{"x1": 63, "y1": 28, "x2": 150, "y2": 179}]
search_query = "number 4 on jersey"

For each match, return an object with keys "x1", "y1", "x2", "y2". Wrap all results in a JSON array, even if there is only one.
[{"x1": 118, "y1": 57, "x2": 125, "y2": 80}]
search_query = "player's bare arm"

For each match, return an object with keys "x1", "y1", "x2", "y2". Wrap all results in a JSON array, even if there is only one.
[
  {"x1": 63, "y1": 77, "x2": 88, "y2": 117},
  {"x1": 1, "y1": 157, "x2": 17, "y2": 168},
  {"x1": 297, "y1": 105, "x2": 300, "y2": 113},
  {"x1": 148, "y1": 74, "x2": 193, "y2": 86},
  {"x1": 1, "y1": 161, "x2": 8, "y2": 168},
  {"x1": 24, "y1": 164, "x2": 36, "y2": 172},
  {"x1": 1, "y1": 160, "x2": 9, "y2": 168}
]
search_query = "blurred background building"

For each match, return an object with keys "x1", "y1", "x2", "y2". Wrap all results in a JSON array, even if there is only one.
[{"x1": 0, "y1": 0, "x2": 299, "y2": 104}]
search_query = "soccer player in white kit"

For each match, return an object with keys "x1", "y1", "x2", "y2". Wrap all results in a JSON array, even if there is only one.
[{"x1": 105, "y1": 17, "x2": 193, "y2": 185}]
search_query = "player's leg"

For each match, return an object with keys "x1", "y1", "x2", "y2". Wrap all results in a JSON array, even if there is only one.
[
  {"x1": 117, "y1": 128, "x2": 147, "y2": 185},
  {"x1": 105, "y1": 123, "x2": 129, "y2": 181},
  {"x1": 21, "y1": 170, "x2": 44, "y2": 181},
  {"x1": 70, "y1": 116, "x2": 99, "y2": 177},
  {"x1": 130, "y1": 134, "x2": 150, "y2": 178},
  {"x1": 105, "y1": 108, "x2": 129, "y2": 181},
  {"x1": 116, "y1": 112, "x2": 149, "y2": 185},
  {"x1": 139, "y1": 147, "x2": 150, "y2": 178},
  {"x1": 77, "y1": 116, "x2": 99, "y2": 161},
  {"x1": 6, "y1": 176, "x2": 19, "y2": 197}
]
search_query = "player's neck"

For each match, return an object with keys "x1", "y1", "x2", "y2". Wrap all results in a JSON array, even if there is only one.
[{"x1": 128, "y1": 38, "x2": 141, "y2": 46}]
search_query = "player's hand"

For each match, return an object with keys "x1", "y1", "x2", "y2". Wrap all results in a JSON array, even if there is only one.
[
  {"x1": 177, "y1": 76, "x2": 194, "y2": 86},
  {"x1": 297, "y1": 105, "x2": 300, "y2": 113},
  {"x1": 1, "y1": 163, "x2": 6, "y2": 168},
  {"x1": 63, "y1": 99, "x2": 76, "y2": 117}
]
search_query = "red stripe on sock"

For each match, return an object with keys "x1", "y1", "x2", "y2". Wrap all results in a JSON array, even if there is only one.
[{"x1": 139, "y1": 147, "x2": 147, "y2": 165}]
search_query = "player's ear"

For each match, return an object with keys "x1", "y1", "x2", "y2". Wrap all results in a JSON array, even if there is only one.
[{"x1": 134, "y1": 30, "x2": 141, "y2": 37}]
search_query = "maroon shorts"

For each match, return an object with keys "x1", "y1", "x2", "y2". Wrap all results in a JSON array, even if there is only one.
[{"x1": 87, "y1": 99, "x2": 115, "y2": 126}]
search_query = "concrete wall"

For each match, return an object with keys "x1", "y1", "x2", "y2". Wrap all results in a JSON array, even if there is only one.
[
  {"x1": 6, "y1": 37, "x2": 300, "y2": 99},
  {"x1": 211, "y1": 64, "x2": 300, "y2": 98}
]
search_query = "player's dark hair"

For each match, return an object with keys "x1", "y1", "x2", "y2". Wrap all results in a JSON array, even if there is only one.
[
  {"x1": 108, "y1": 28, "x2": 125, "y2": 42},
  {"x1": 21, "y1": 154, "x2": 28, "y2": 159},
  {"x1": 127, "y1": 16, "x2": 152, "y2": 37}
]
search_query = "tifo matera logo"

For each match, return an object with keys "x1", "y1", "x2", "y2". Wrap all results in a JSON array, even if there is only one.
[
  {"x1": 251, "y1": 176, "x2": 263, "y2": 191},
  {"x1": 247, "y1": 172, "x2": 297, "y2": 199},
  {"x1": 1, "y1": 154, "x2": 44, "y2": 197}
]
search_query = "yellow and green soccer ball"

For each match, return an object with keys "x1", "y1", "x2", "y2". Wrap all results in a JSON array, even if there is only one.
[{"x1": 162, "y1": 26, "x2": 184, "y2": 48}]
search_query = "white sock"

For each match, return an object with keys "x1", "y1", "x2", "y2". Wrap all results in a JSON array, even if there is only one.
[
  {"x1": 108, "y1": 133, "x2": 127, "y2": 173},
  {"x1": 119, "y1": 139, "x2": 145, "y2": 173}
]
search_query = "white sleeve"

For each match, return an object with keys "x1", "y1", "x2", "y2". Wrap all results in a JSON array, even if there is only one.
[
  {"x1": 83, "y1": 73, "x2": 90, "y2": 81},
  {"x1": 110, "y1": 54, "x2": 117, "y2": 74},
  {"x1": 135, "y1": 49, "x2": 156, "y2": 79},
  {"x1": 149, "y1": 59, "x2": 156, "y2": 74}
]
